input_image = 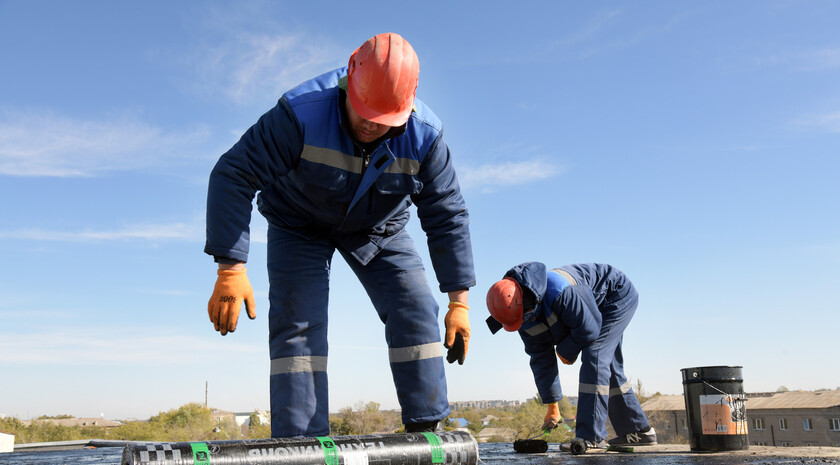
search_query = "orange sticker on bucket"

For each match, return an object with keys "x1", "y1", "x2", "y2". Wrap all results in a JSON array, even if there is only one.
[{"x1": 700, "y1": 395, "x2": 747, "y2": 435}]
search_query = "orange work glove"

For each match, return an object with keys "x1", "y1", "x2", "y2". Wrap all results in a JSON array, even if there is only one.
[
  {"x1": 558, "y1": 354, "x2": 575, "y2": 365},
  {"x1": 208, "y1": 268, "x2": 255, "y2": 335},
  {"x1": 542, "y1": 402, "x2": 561, "y2": 431},
  {"x1": 444, "y1": 301, "x2": 470, "y2": 365}
]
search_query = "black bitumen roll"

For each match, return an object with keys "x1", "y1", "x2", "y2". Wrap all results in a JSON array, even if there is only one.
[
  {"x1": 513, "y1": 439, "x2": 548, "y2": 453},
  {"x1": 569, "y1": 439, "x2": 587, "y2": 455},
  {"x1": 122, "y1": 431, "x2": 478, "y2": 465}
]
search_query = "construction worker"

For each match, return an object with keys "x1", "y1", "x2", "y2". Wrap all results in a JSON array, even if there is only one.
[
  {"x1": 205, "y1": 33, "x2": 475, "y2": 437},
  {"x1": 486, "y1": 262, "x2": 656, "y2": 449}
]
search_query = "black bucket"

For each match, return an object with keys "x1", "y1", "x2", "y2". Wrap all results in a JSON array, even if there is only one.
[{"x1": 681, "y1": 366, "x2": 749, "y2": 451}]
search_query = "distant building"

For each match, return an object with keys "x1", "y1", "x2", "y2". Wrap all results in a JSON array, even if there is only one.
[
  {"x1": 21, "y1": 418, "x2": 123, "y2": 428},
  {"x1": 641, "y1": 390, "x2": 840, "y2": 447},
  {"x1": 475, "y1": 427, "x2": 517, "y2": 443},
  {"x1": 208, "y1": 408, "x2": 233, "y2": 422},
  {"x1": 233, "y1": 410, "x2": 270, "y2": 428},
  {"x1": 449, "y1": 400, "x2": 520, "y2": 410},
  {"x1": 0, "y1": 431, "x2": 14, "y2": 453}
]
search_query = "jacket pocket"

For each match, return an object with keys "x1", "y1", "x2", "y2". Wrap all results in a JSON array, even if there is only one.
[
  {"x1": 374, "y1": 173, "x2": 422, "y2": 195},
  {"x1": 295, "y1": 159, "x2": 351, "y2": 193}
]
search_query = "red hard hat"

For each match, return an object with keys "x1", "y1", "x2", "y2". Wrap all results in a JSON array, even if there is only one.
[
  {"x1": 486, "y1": 277, "x2": 524, "y2": 332},
  {"x1": 347, "y1": 32, "x2": 419, "y2": 127}
]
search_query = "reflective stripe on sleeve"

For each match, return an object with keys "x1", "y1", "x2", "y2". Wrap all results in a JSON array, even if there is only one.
[
  {"x1": 524, "y1": 323, "x2": 549, "y2": 336},
  {"x1": 271, "y1": 355, "x2": 328, "y2": 375},
  {"x1": 389, "y1": 342, "x2": 442, "y2": 363},
  {"x1": 524, "y1": 312, "x2": 558, "y2": 336}
]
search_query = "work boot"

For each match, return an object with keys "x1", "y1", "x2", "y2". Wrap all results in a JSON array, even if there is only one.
[
  {"x1": 607, "y1": 427, "x2": 657, "y2": 446},
  {"x1": 579, "y1": 439, "x2": 606, "y2": 449},
  {"x1": 404, "y1": 420, "x2": 444, "y2": 433}
]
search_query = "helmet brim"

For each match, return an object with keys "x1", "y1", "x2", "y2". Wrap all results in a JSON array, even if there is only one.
[{"x1": 347, "y1": 91, "x2": 413, "y2": 127}]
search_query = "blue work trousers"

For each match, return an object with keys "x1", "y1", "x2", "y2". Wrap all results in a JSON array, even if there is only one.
[
  {"x1": 575, "y1": 287, "x2": 650, "y2": 441},
  {"x1": 266, "y1": 226, "x2": 449, "y2": 437}
]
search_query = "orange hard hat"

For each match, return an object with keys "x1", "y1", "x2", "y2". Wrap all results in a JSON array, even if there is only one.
[
  {"x1": 347, "y1": 32, "x2": 419, "y2": 127},
  {"x1": 486, "y1": 277, "x2": 524, "y2": 332}
]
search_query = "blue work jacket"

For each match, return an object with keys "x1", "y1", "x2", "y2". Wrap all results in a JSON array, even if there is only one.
[
  {"x1": 205, "y1": 67, "x2": 475, "y2": 292},
  {"x1": 487, "y1": 262, "x2": 634, "y2": 403}
]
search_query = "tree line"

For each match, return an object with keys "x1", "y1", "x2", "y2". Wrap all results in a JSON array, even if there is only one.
[
  {"x1": 1, "y1": 403, "x2": 270, "y2": 444},
  {"x1": 1, "y1": 395, "x2": 592, "y2": 444}
]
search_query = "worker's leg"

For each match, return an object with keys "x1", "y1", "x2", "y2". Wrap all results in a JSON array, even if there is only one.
[
  {"x1": 607, "y1": 333, "x2": 651, "y2": 435},
  {"x1": 576, "y1": 291, "x2": 638, "y2": 442},
  {"x1": 341, "y1": 230, "x2": 449, "y2": 427},
  {"x1": 267, "y1": 226, "x2": 335, "y2": 437}
]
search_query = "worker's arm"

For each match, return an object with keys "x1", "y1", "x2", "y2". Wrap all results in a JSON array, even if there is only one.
[
  {"x1": 523, "y1": 334, "x2": 563, "y2": 403},
  {"x1": 218, "y1": 262, "x2": 245, "y2": 271},
  {"x1": 412, "y1": 133, "x2": 475, "y2": 293},
  {"x1": 553, "y1": 286, "x2": 602, "y2": 364},
  {"x1": 205, "y1": 98, "x2": 302, "y2": 263},
  {"x1": 448, "y1": 289, "x2": 468, "y2": 305}
]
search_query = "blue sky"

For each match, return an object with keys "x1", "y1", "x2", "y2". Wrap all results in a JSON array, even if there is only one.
[{"x1": 1, "y1": 1, "x2": 838, "y2": 421}]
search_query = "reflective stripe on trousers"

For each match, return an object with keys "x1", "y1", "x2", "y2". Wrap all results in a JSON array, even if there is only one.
[
  {"x1": 267, "y1": 226, "x2": 447, "y2": 437},
  {"x1": 574, "y1": 287, "x2": 650, "y2": 441}
]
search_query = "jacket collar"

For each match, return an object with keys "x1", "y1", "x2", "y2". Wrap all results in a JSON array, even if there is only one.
[{"x1": 504, "y1": 261, "x2": 548, "y2": 325}]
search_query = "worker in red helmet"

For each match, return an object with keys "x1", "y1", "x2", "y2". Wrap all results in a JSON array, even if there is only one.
[
  {"x1": 205, "y1": 32, "x2": 475, "y2": 437},
  {"x1": 486, "y1": 262, "x2": 656, "y2": 450}
]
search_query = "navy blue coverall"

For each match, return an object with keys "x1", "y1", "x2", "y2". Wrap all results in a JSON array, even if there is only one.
[
  {"x1": 205, "y1": 68, "x2": 475, "y2": 437},
  {"x1": 487, "y1": 262, "x2": 650, "y2": 442}
]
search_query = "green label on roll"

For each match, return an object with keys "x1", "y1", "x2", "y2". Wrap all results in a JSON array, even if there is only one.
[
  {"x1": 421, "y1": 432, "x2": 444, "y2": 464},
  {"x1": 316, "y1": 436, "x2": 339, "y2": 465},
  {"x1": 190, "y1": 442, "x2": 211, "y2": 465}
]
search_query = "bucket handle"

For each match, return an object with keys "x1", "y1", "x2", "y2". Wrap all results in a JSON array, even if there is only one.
[{"x1": 702, "y1": 380, "x2": 748, "y2": 402}]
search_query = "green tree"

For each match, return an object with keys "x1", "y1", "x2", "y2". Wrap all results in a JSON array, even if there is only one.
[
  {"x1": 111, "y1": 403, "x2": 217, "y2": 442},
  {"x1": 489, "y1": 396, "x2": 574, "y2": 443},
  {"x1": 634, "y1": 379, "x2": 651, "y2": 404},
  {"x1": 449, "y1": 407, "x2": 483, "y2": 434},
  {"x1": 348, "y1": 402, "x2": 386, "y2": 435},
  {"x1": 247, "y1": 421, "x2": 272, "y2": 439}
]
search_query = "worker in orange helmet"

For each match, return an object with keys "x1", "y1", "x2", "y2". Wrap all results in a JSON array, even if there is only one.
[
  {"x1": 486, "y1": 262, "x2": 656, "y2": 450},
  {"x1": 205, "y1": 33, "x2": 475, "y2": 437}
]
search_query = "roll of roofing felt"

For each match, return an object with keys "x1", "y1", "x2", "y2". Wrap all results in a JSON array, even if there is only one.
[
  {"x1": 122, "y1": 431, "x2": 479, "y2": 465},
  {"x1": 513, "y1": 439, "x2": 548, "y2": 453}
]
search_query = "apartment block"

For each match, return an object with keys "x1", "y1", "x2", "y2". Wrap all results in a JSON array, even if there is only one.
[
  {"x1": 640, "y1": 390, "x2": 840, "y2": 447},
  {"x1": 449, "y1": 400, "x2": 521, "y2": 409}
]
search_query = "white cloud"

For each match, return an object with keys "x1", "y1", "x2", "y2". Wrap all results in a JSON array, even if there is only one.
[
  {"x1": 0, "y1": 328, "x2": 260, "y2": 365},
  {"x1": 190, "y1": 33, "x2": 344, "y2": 106},
  {"x1": 757, "y1": 48, "x2": 840, "y2": 71},
  {"x1": 0, "y1": 109, "x2": 210, "y2": 177},
  {"x1": 459, "y1": 160, "x2": 565, "y2": 193},
  {"x1": 0, "y1": 209, "x2": 267, "y2": 245},
  {"x1": 795, "y1": 111, "x2": 840, "y2": 133},
  {"x1": 0, "y1": 222, "x2": 201, "y2": 242}
]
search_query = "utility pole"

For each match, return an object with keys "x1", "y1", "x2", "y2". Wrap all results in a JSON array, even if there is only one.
[{"x1": 205, "y1": 381, "x2": 208, "y2": 408}]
